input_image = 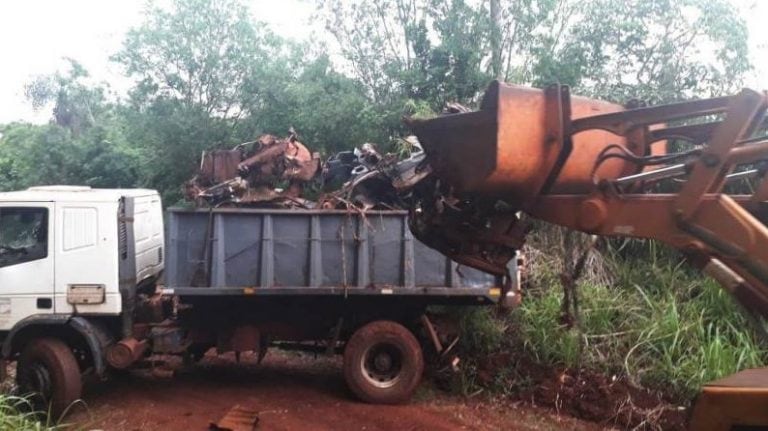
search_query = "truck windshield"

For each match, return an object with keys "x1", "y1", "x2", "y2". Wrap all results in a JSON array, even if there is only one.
[{"x1": 0, "y1": 207, "x2": 48, "y2": 268}]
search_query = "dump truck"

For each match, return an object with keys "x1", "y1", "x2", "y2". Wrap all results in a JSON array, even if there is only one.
[{"x1": 0, "y1": 185, "x2": 517, "y2": 414}]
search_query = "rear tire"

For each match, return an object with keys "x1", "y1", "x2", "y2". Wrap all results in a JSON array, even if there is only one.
[
  {"x1": 343, "y1": 320, "x2": 423, "y2": 404},
  {"x1": 17, "y1": 338, "x2": 82, "y2": 417}
]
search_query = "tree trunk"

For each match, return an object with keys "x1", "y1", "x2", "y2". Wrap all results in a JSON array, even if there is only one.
[{"x1": 490, "y1": 0, "x2": 502, "y2": 80}]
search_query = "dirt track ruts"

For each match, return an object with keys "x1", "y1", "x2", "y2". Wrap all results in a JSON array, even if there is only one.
[{"x1": 68, "y1": 350, "x2": 604, "y2": 431}]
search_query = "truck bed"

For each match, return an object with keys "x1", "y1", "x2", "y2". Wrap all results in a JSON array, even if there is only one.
[{"x1": 164, "y1": 208, "x2": 511, "y2": 304}]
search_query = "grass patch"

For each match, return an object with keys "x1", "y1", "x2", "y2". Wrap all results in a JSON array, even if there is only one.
[
  {"x1": 453, "y1": 238, "x2": 768, "y2": 403},
  {"x1": 519, "y1": 262, "x2": 766, "y2": 400},
  {"x1": 0, "y1": 394, "x2": 66, "y2": 431}
]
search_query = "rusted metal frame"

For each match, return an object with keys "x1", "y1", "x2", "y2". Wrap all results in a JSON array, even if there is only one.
[
  {"x1": 531, "y1": 193, "x2": 763, "y2": 226},
  {"x1": 700, "y1": 257, "x2": 768, "y2": 339},
  {"x1": 647, "y1": 121, "x2": 722, "y2": 145},
  {"x1": 614, "y1": 134, "x2": 768, "y2": 191},
  {"x1": 678, "y1": 196, "x2": 768, "y2": 318},
  {"x1": 647, "y1": 116, "x2": 768, "y2": 146},
  {"x1": 624, "y1": 125, "x2": 648, "y2": 157},
  {"x1": 701, "y1": 255, "x2": 768, "y2": 319},
  {"x1": 727, "y1": 138, "x2": 768, "y2": 205},
  {"x1": 729, "y1": 168, "x2": 760, "y2": 180},
  {"x1": 530, "y1": 193, "x2": 768, "y2": 319},
  {"x1": 544, "y1": 93, "x2": 738, "y2": 196},
  {"x1": 752, "y1": 169, "x2": 768, "y2": 204},
  {"x1": 727, "y1": 139, "x2": 768, "y2": 165},
  {"x1": 737, "y1": 133, "x2": 768, "y2": 147},
  {"x1": 529, "y1": 194, "x2": 681, "y2": 240},
  {"x1": 420, "y1": 314, "x2": 444, "y2": 354},
  {"x1": 569, "y1": 94, "x2": 766, "y2": 190},
  {"x1": 571, "y1": 95, "x2": 733, "y2": 135},
  {"x1": 675, "y1": 90, "x2": 767, "y2": 220},
  {"x1": 211, "y1": 405, "x2": 259, "y2": 431},
  {"x1": 745, "y1": 105, "x2": 768, "y2": 138},
  {"x1": 702, "y1": 113, "x2": 767, "y2": 199},
  {"x1": 623, "y1": 125, "x2": 653, "y2": 184},
  {"x1": 535, "y1": 83, "x2": 574, "y2": 199},
  {"x1": 613, "y1": 164, "x2": 688, "y2": 186},
  {"x1": 689, "y1": 368, "x2": 768, "y2": 431},
  {"x1": 325, "y1": 317, "x2": 344, "y2": 356}
]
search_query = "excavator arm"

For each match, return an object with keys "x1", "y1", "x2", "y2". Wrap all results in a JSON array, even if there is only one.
[{"x1": 407, "y1": 81, "x2": 768, "y2": 431}]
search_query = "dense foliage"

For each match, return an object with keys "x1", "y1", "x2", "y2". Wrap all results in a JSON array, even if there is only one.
[{"x1": 0, "y1": 0, "x2": 752, "y2": 203}]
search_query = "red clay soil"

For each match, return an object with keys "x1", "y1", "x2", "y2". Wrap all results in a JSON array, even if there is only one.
[
  {"x1": 68, "y1": 350, "x2": 602, "y2": 431},
  {"x1": 475, "y1": 352, "x2": 687, "y2": 431}
]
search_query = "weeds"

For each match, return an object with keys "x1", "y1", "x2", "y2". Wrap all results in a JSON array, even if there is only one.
[
  {"x1": 0, "y1": 395, "x2": 67, "y2": 431},
  {"x1": 454, "y1": 233, "x2": 768, "y2": 404},
  {"x1": 518, "y1": 266, "x2": 766, "y2": 400}
]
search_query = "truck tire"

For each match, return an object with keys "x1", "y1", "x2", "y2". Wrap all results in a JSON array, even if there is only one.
[
  {"x1": 17, "y1": 338, "x2": 82, "y2": 416},
  {"x1": 343, "y1": 320, "x2": 423, "y2": 404}
]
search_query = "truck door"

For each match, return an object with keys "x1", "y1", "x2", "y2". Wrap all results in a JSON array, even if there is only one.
[{"x1": 0, "y1": 203, "x2": 55, "y2": 329}]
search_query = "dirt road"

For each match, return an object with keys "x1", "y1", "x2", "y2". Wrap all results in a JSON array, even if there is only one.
[{"x1": 69, "y1": 350, "x2": 603, "y2": 431}]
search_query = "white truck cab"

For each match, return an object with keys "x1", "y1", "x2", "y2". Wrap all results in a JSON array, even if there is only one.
[
  {"x1": 0, "y1": 186, "x2": 164, "y2": 328},
  {"x1": 0, "y1": 186, "x2": 163, "y2": 413}
]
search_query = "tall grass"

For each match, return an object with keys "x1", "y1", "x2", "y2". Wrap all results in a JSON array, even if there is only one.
[
  {"x1": 455, "y1": 231, "x2": 768, "y2": 403},
  {"x1": 0, "y1": 395, "x2": 66, "y2": 431},
  {"x1": 518, "y1": 261, "x2": 766, "y2": 400}
]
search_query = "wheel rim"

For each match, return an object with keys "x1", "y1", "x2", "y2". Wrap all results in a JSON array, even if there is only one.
[
  {"x1": 18, "y1": 361, "x2": 52, "y2": 402},
  {"x1": 360, "y1": 342, "x2": 403, "y2": 389}
]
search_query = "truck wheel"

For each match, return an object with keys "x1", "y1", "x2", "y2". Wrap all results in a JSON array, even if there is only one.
[
  {"x1": 343, "y1": 320, "x2": 423, "y2": 404},
  {"x1": 17, "y1": 338, "x2": 82, "y2": 416}
]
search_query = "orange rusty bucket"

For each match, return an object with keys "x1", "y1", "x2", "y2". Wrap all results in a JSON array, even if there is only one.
[{"x1": 408, "y1": 81, "x2": 640, "y2": 204}]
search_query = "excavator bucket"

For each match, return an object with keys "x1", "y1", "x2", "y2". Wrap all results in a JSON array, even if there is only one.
[
  {"x1": 408, "y1": 81, "x2": 662, "y2": 207},
  {"x1": 689, "y1": 367, "x2": 768, "y2": 431}
]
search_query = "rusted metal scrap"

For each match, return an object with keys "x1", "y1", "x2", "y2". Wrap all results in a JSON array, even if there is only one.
[
  {"x1": 406, "y1": 176, "x2": 523, "y2": 276},
  {"x1": 186, "y1": 128, "x2": 433, "y2": 210},
  {"x1": 185, "y1": 132, "x2": 320, "y2": 207},
  {"x1": 210, "y1": 405, "x2": 259, "y2": 431},
  {"x1": 318, "y1": 138, "x2": 431, "y2": 209}
]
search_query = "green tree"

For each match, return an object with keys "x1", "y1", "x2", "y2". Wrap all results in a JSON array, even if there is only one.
[
  {"x1": 24, "y1": 59, "x2": 106, "y2": 136},
  {"x1": 2, "y1": 0, "x2": 752, "y2": 201},
  {"x1": 0, "y1": 62, "x2": 140, "y2": 192},
  {"x1": 317, "y1": 0, "x2": 751, "y2": 107},
  {"x1": 241, "y1": 53, "x2": 391, "y2": 154},
  {"x1": 541, "y1": 0, "x2": 752, "y2": 103},
  {"x1": 112, "y1": 0, "x2": 281, "y2": 201},
  {"x1": 114, "y1": 0, "x2": 280, "y2": 119},
  {"x1": 119, "y1": 100, "x2": 230, "y2": 203},
  {"x1": 114, "y1": 0, "x2": 397, "y2": 202},
  {"x1": 317, "y1": 0, "x2": 492, "y2": 110},
  {"x1": 0, "y1": 119, "x2": 139, "y2": 192}
]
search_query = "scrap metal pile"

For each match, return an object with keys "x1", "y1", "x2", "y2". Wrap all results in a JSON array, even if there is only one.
[
  {"x1": 182, "y1": 110, "x2": 511, "y2": 281},
  {"x1": 183, "y1": 131, "x2": 431, "y2": 211}
]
